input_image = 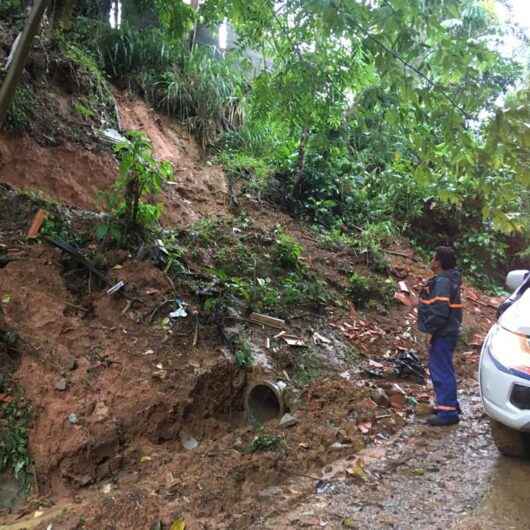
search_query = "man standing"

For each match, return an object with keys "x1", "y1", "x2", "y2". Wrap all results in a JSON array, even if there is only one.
[{"x1": 417, "y1": 246, "x2": 463, "y2": 426}]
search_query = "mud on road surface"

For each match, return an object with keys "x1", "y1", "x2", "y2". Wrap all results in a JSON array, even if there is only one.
[{"x1": 260, "y1": 379, "x2": 530, "y2": 530}]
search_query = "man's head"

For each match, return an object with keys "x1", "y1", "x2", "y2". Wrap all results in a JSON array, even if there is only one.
[{"x1": 431, "y1": 246, "x2": 457, "y2": 273}]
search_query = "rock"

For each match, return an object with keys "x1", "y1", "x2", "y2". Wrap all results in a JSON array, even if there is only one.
[
  {"x1": 55, "y1": 378, "x2": 67, "y2": 391},
  {"x1": 357, "y1": 398, "x2": 378, "y2": 410},
  {"x1": 179, "y1": 430, "x2": 199, "y2": 450},
  {"x1": 330, "y1": 442, "x2": 351, "y2": 451},
  {"x1": 279, "y1": 413, "x2": 299, "y2": 428},
  {"x1": 93, "y1": 401, "x2": 109, "y2": 422},
  {"x1": 371, "y1": 387, "x2": 390, "y2": 407},
  {"x1": 68, "y1": 413, "x2": 78, "y2": 425},
  {"x1": 390, "y1": 393, "x2": 407, "y2": 410},
  {"x1": 66, "y1": 358, "x2": 78, "y2": 371},
  {"x1": 416, "y1": 403, "x2": 433, "y2": 416}
]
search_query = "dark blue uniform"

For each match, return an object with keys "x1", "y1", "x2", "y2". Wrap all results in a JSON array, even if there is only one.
[{"x1": 417, "y1": 269, "x2": 463, "y2": 419}]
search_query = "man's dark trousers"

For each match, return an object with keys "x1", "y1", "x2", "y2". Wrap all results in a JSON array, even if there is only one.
[{"x1": 428, "y1": 335, "x2": 460, "y2": 418}]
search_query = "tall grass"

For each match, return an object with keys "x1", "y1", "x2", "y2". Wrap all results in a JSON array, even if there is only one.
[{"x1": 97, "y1": 26, "x2": 247, "y2": 148}]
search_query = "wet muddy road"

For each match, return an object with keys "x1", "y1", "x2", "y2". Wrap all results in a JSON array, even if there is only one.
[{"x1": 260, "y1": 381, "x2": 530, "y2": 530}]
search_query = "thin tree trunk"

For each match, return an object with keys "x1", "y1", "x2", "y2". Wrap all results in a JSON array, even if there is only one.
[
  {"x1": 0, "y1": 0, "x2": 50, "y2": 128},
  {"x1": 293, "y1": 127, "x2": 310, "y2": 198},
  {"x1": 50, "y1": 0, "x2": 76, "y2": 34}
]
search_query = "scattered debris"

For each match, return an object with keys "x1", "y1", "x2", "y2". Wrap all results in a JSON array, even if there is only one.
[
  {"x1": 393, "y1": 350, "x2": 425, "y2": 383},
  {"x1": 282, "y1": 335, "x2": 306, "y2": 347},
  {"x1": 169, "y1": 299, "x2": 188, "y2": 319},
  {"x1": 279, "y1": 413, "x2": 299, "y2": 428},
  {"x1": 27, "y1": 209, "x2": 48, "y2": 239},
  {"x1": 98, "y1": 128, "x2": 127, "y2": 145},
  {"x1": 330, "y1": 442, "x2": 352, "y2": 451},
  {"x1": 179, "y1": 430, "x2": 199, "y2": 451},
  {"x1": 313, "y1": 332, "x2": 332, "y2": 345},
  {"x1": 45, "y1": 237, "x2": 107, "y2": 284},
  {"x1": 107, "y1": 280, "x2": 125, "y2": 295},
  {"x1": 54, "y1": 378, "x2": 67, "y2": 391},
  {"x1": 249, "y1": 312, "x2": 287, "y2": 330}
]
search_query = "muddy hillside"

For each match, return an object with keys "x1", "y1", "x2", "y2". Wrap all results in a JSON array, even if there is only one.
[
  {"x1": 0, "y1": 10, "x2": 523, "y2": 529},
  {"x1": 0, "y1": 104, "x2": 503, "y2": 530}
]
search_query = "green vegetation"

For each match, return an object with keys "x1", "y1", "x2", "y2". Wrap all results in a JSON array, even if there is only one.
[
  {"x1": 3, "y1": 85, "x2": 35, "y2": 133},
  {"x1": 2, "y1": 0, "x2": 529, "y2": 285},
  {"x1": 245, "y1": 433, "x2": 285, "y2": 453},
  {"x1": 0, "y1": 390, "x2": 32, "y2": 491},
  {"x1": 292, "y1": 350, "x2": 322, "y2": 387},
  {"x1": 348, "y1": 273, "x2": 395, "y2": 310},
  {"x1": 234, "y1": 338, "x2": 253, "y2": 369},
  {"x1": 97, "y1": 26, "x2": 247, "y2": 148},
  {"x1": 59, "y1": 40, "x2": 118, "y2": 128},
  {"x1": 187, "y1": 218, "x2": 330, "y2": 317},
  {"x1": 97, "y1": 131, "x2": 173, "y2": 244}
]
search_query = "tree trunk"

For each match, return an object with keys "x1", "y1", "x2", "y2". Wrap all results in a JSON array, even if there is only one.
[
  {"x1": 0, "y1": 0, "x2": 50, "y2": 128},
  {"x1": 292, "y1": 127, "x2": 310, "y2": 198},
  {"x1": 50, "y1": 0, "x2": 76, "y2": 34}
]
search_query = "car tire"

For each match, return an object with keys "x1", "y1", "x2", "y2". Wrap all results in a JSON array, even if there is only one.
[{"x1": 490, "y1": 418, "x2": 529, "y2": 458}]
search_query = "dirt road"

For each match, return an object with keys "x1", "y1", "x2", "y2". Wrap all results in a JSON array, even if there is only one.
[{"x1": 260, "y1": 380, "x2": 530, "y2": 530}]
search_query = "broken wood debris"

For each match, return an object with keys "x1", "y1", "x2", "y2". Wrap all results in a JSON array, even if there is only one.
[
  {"x1": 282, "y1": 335, "x2": 306, "y2": 347},
  {"x1": 249, "y1": 312, "x2": 287, "y2": 330},
  {"x1": 27, "y1": 208, "x2": 47, "y2": 239}
]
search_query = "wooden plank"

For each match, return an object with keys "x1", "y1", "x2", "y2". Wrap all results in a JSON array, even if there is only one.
[
  {"x1": 249, "y1": 312, "x2": 287, "y2": 330},
  {"x1": 27, "y1": 208, "x2": 47, "y2": 238}
]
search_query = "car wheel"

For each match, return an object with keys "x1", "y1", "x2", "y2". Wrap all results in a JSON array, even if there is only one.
[{"x1": 490, "y1": 418, "x2": 528, "y2": 458}]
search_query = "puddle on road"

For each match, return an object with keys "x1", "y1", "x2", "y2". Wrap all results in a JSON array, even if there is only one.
[
  {"x1": 261, "y1": 386, "x2": 530, "y2": 530},
  {"x1": 454, "y1": 455, "x2": 530, "y2": 530}
]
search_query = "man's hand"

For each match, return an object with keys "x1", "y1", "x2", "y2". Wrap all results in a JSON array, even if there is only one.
[{"x1": 394, "y1": 291, "x2": 418, "y2": 307}]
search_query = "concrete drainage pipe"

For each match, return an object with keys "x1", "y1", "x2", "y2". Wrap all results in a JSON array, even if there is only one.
[{"x1": 245, "y1": 381, "x2": 286, "y2": 424}]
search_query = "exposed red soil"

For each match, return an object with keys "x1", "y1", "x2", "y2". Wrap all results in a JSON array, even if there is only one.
[
  {"x1": 0, "y1": 92, "x2": 228, "y2": 229},
  {"x1": 0, "y1": 108, "x2": 500, "y2": 529},
  {"x1": 0, "y1": 133, "x2": 118, "y2": 210}
]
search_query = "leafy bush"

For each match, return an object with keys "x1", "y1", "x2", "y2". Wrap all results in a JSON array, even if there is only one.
[
  {"x1": 234, "y1": 339, "x2": 253, "y2": 369},
  {"x1": 2, "y1": 85, "x2": 35, "y2": 133},
  {"x1": 0, "y1": 394, "x2": 32, "y2": 491},
  {"x1": 0, "y1": 0, "x2": 22, "y2": 19},
  {"x1": 98, "y1": 26, "x2": 178, "y2": 80},
  {"x1": 246, "y1": 433, "x2": 285, "y2": 453},
  {"x1": 98, "y1": 27, "x2": 247, "y2": 148},
  {"x1": 273, "y1": 230, "x2": 303, "y2": 270},
  {"x1": 97, "y1": 131, "x2": 172, "y2": 244},
  {"x1": 348, "y1": 273, "x2": 394, "y2": 309}
]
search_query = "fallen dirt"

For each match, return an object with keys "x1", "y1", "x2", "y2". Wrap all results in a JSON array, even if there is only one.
[
  {"x1": 0, "y1": 81, "x2": 511, "y2": 529},
  {"x1": 0, "y1": 180, "x2": 505, "y2": 530},
  {"x1": 259, "y1": 379, "x2": 530, "y2": 530},
  {"x1": 0, "y1": 93, "x2": 227, "y2": 228},
  {"x1": 116, "y1": 93, "x2": 228, "y2": 226}
]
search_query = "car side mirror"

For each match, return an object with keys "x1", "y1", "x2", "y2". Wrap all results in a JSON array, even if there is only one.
[{"x1": 506, "y1": 270, "x2": 530, "y2": 292}]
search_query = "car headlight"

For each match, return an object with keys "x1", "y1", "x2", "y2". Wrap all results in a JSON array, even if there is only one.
[{"x1": 486, "y1": 324, "x2": 530, "y2": 377}]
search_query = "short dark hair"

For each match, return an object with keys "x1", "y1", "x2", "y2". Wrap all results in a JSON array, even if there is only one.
[{"x1": 435, "y1": 246, "x2": 457, "y2": 270}]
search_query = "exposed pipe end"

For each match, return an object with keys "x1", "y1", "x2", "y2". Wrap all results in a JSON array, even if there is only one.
[{"x1": 245, "y1": 381, "x2": 285, "y2": 424}]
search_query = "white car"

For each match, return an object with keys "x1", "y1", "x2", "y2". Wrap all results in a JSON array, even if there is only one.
[{"x1": 479, "y1": 269, "x2": 530, "y2": 457}]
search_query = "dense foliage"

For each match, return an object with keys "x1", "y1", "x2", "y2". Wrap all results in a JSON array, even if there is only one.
[{"x1": 1, "y1": 0, "x2": 529, "y2": 285}]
